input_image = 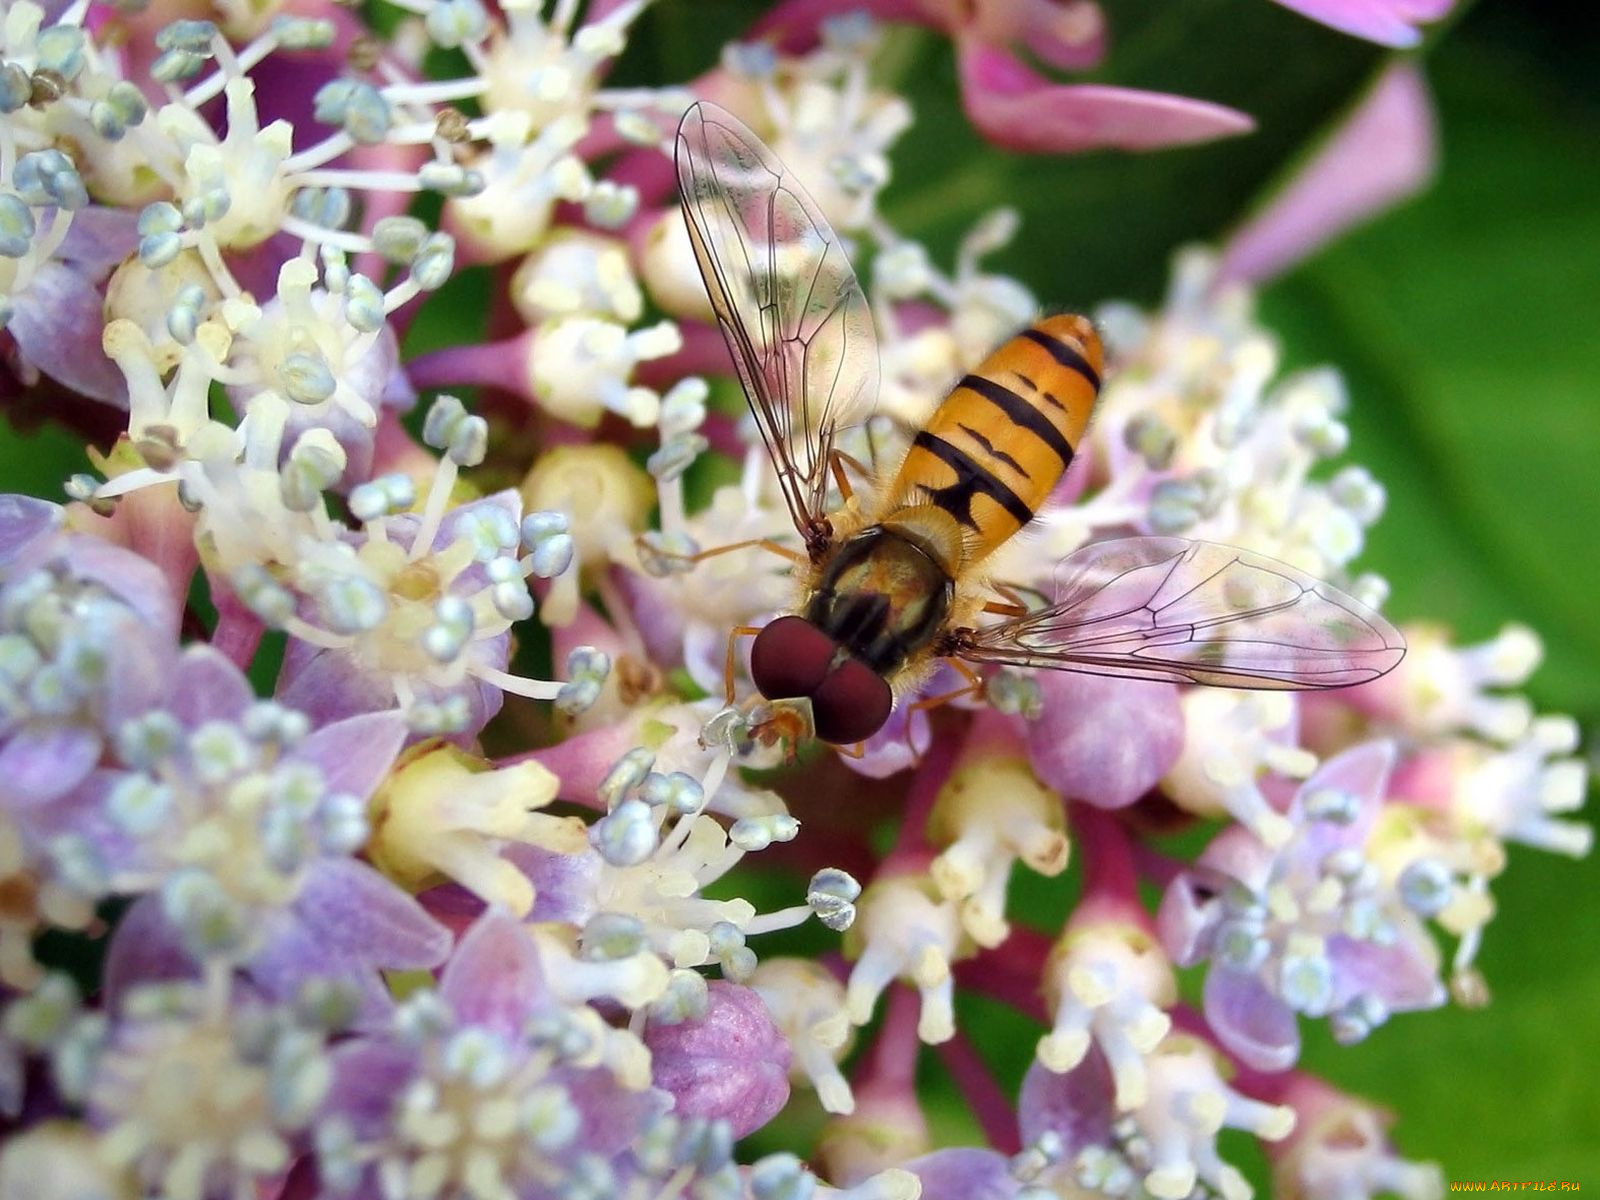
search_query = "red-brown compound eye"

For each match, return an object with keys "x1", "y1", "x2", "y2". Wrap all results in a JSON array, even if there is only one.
[
  {"x1": 810, "y1": 657, "x2": 893, "y2": 745},
  {"x1": 749, "y1": 616, "x2": 836, "y2": 700}
]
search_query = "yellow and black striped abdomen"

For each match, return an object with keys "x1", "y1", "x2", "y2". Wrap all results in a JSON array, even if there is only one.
[{"x1": 887, "y1": 314, "x2": 1103, "y2": 566}]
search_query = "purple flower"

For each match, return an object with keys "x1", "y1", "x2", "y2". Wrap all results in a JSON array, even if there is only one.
[
  {"x1": 1015, "y1": 1043, "x2": 1295, "y2": 1198},
  {"x1": 275, "y1": 489, "x2": 524, "y2": 738},
  {"x1": 644, "y1": 980, "x2": 791, "y2": 1137},
  {"x1": 84, "y1": 979, "x2": 342, "y2": 1199},
  {"x1": 4, "y1": 207, "x2": 137, "y2": 407},
  {"x1": 45, "y1": 644, "x2": 451, "y2": 1020},
  {"x1": 1026, "y1": 674, "x2": 1184, "y2": 809},
  {"x1": 316, "y1": 911, "x2": 742, "y2": 1198},
  {"x1": 1157, "y1": 742, "x2": 1447, "y2": 1071},
  {"x1": 0, "y1": 498, "x2": 179, "y2": 813}
]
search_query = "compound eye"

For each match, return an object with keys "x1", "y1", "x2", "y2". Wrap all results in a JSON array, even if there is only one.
[
  {"x1": 750, "y1": 616, "x2": 835, "y2": 700},
  {"x1": 810, "y1": 657, "x2": 893, "y2": 745}
]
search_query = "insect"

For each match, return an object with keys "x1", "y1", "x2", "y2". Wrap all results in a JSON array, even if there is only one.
[{"x1": 674, "y1": 101, "x2": 1405, "y2": 746}]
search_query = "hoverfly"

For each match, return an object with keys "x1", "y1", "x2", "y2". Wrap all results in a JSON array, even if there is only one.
[{"x1": 674, "y1": 101, "x2": 1404, "y2": 745}]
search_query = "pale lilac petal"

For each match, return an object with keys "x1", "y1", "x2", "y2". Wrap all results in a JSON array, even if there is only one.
[
  {"x1": 1026, "y1": 674, "x2": 1183, "y2": 809},
  {"x1": 0, "y1": 494, "x2": 62, "y2": 570},
  {"x1": 1194, "y1": 823, "x2": 1278, "y2": 892},
  {"x1": 103, "y1": 895, "x2": 198, "y2": 1009},
  {"x1": 291, "y1": 710, "x2": 408, "y2": 801},
  {"x1": 275, "y1": 640, "x2": 397, "y2": 726},
  {"x1": 294, "y1": 857, "x2": 451, "y2": 968},
  {"x1": 1327, "y1": 934, "x2": 1445, "y2": 1013},
  {"x1": 844, "y1": 702, "x2": 929, "y2": 779},
  {"x1": 902, "y1": 1148, "x2": 1020, "y2": 1200},
  {"x1": 325, "y1": 1040, "x2": 419, "y2": 1133},
  {"x1": 248, "y1": 910, "x2": 403, "y2": 1024},
  {"x1": 506, "y1": 843, "x2": 601, "y2": 926},
  {"x1": 958, "y1": 42, "x2": 1254, "y2": 154},
  {"x1": 1203, "y1": 964, "x2": 1301, "y2": 1072},
  {"x1": 1017, "y1": 1050, "x2": 1115, "y2": 1149},
  {"x1": 7, "y1": 262, "x2": 127, "y2": 405},
  {"x1": 167, "y1": 645, "x2": 256, "y2": 727},
  {"x1": 1268, "y1": 0, "x2": 1453, "y2": 47},
  {"x1": 643, "y1": 982, "x2": 791, "y2": 1138},
  {"x1": 1220, "y1": 63, "x2": 1438, "y2": 284},
  {"x1": 1156, "y1": 867, "x2": 1221, "y2": 966},
  {"x1": 563, "y1": 1070, "x2": 668, "y2": 1156},
  {"x1": 0, "y1": 722, "x2": 102, "y2": 809},
  {"x1": 1291, "y1": 740, "x2": 1396, "y2": 850},
  {"x1": 63, "y1": 534, "x2": 180, "y2": 636},
  {"x1": 439, "y1": 910, "x2": 548, "y2": 1034},
  {"x1": 55, "y1": 206, "x2": 139, "y2": 276}
]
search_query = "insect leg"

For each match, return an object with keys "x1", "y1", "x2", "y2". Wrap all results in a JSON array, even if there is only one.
[
  {"x1": 828, "y1": 449, "x2": 874, "y2": 504},
  {"x1": 908, "y1": 658, "x2": 987, "y2": 715},
  {"x1": 638, "y1": 535, "x2": 809, "y2": 569},
  {"x1": 979, "y1": 580, "x2": 1043, "y2": 618},
  {"x1": 723, "y1": 624, "x2": 764, "y2": 704}
]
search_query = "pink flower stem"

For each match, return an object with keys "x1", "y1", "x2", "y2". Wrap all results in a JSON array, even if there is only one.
[
  {"x1": 207, "y1": 575, "x2": 264, "y2": 669},
  {"x1": 1072, "y1": 802, "x2": 1141, "y2": 904},
  {"x1": 857, "y1": 983, "x2": 922, "y2": 1093},
  {"x1": 881, "y1": 729, "x2": 961, "y2": 872},
  {"x1": 935, "y1": 1029, "x2": 1022, "y2": 1154},
  {"x1": 405, "y1": 332, "x2": 533, "y2": 397},
  {"x1": 634, "y1": 320, "x2": 736, "y2": 390}
]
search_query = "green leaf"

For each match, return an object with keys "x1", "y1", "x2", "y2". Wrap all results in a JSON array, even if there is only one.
[
  {"x1": 1260, "y1": 35, "x2": 1600, "y2": 720},
  {"x1": 880, "y1": 0, "x2": 1386, "y2": 304}
]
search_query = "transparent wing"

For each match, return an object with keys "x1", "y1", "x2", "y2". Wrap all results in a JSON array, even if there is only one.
[
  {"x1": 958, "y1": 537, "x2": 1406, "y2": 689},
  {"x1": 675, "y1": 101, "x2": 879, "y2": 539}
]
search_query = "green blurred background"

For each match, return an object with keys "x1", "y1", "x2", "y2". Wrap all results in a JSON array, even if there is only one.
[{"x1": 2, "y1": 0, "x2": 1594, "y2": 1187}]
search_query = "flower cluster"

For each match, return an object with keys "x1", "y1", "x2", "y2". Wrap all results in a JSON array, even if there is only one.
[{"x1": 0, "y1": 0, "x2": 1579, "y2": 1198}]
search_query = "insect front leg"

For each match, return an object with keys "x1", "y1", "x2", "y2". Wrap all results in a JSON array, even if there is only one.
[{"x1": 723, "y1": 624, "x2": 764, "y2": 705}]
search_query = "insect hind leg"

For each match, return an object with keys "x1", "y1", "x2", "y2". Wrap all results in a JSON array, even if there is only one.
[{"x1": 636, "y1": 533, "x2": 809, "y2": 573}]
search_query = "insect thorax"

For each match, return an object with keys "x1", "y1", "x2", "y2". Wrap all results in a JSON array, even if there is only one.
[{"x1": 804, "y1": 525, "x2": 955, "y2": 675}]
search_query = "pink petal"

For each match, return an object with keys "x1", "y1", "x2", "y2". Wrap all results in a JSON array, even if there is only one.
[
  {"x1": 168, "y1": 645, "x2": 255, "y2": 727},
  {"x1": 958, "y1": 42, "x2": 1254, "y2": 154},
  {"x1": 1220, "y1": 62, "x2": 1438, "y2": 284},
  {"x1": 291, "y1": 710, "x2": 408, "y2": 801},
  {"x1": 1268, "y1": 0, "x2": 1453, "y2": 47},
  {"x1": 902, "y1": 1148, "x2": 1018, "y2": 1200},
  {"x1": 1016, "y1": 0, "x2": 1108, "y2": 72},
  {"x1": 1203, "y1": 963, "x2": 1301, "y2": 1071},
  {"x1": 1292, "y1": 739, "x2": 1396, "y2": 848},
  {"x1": 0, "y1": 722, "x2": 102, "y2": 809},
  {"x1": 7, "y1": 262, "x2": 127, "y2": 405},
  {"x1": 0, "y1": 494, "x2": 62, "y2": 571},
  {"x1": 439, "y1": 909, "x2": 548, "y2": 1033},
  {"x1": 1017, "y1": 1051, "x2": 1115, "y2": 1149}
]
